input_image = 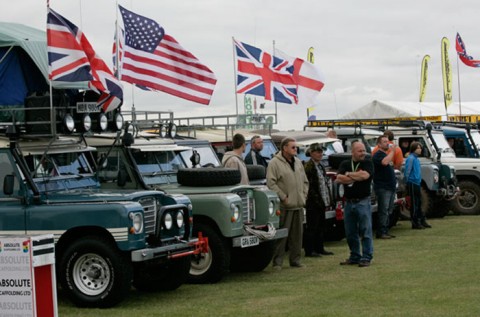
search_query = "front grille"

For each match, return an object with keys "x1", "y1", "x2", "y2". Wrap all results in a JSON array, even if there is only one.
[
  {"x1": 236, "y1": 190, "x2": 254, "y2": 223},
  {"x1": 139, "y1": 197, "x2": 157, "y2": 235}
]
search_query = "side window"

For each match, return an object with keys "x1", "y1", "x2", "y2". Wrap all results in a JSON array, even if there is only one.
[
  {"x1": 0, "y1": 152, "x2": 19, "y2": 197},
  {"x1": 398, "y1": 138, "x2": 430, "y2": 158}
]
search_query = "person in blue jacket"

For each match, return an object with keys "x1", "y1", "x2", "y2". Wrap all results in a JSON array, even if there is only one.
[{"x1": 404, "y1": 142, "x2": 432, "y2": 229}]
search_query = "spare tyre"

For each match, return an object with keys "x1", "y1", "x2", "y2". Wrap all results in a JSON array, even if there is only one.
[
  {"x1": 246, "y1": 165, "x2": 266, "y2": 181},
  {"x1": 177, "y1": 168, "x2": 241, "y2": 187}
]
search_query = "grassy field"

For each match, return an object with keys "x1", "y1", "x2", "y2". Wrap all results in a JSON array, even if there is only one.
[{"x1": 59, "y1": 215, "x2": 480, "y2": 317}]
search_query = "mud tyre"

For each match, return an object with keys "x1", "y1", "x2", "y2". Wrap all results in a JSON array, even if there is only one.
[
  {"x1": 177, "y1": 168, "x2": 241, "y2": 187},
  {"x1": 58, "y1": 236, "x2": 132, "y2": 308},
  {"x1": 246, "y1": 165, "x2": 266, "y2": 181},
  {"x1": 451, "y1": 180, "x2": 480, "y2": 215},
  {"x1": 188, "y1": 223, "x2": 230, "y2": 284}
]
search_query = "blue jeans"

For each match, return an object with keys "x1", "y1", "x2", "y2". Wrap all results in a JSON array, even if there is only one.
[
  {"x1": 375, "y1": 188, "x2": 395, "y2": 236},
  {"x1": 344, "y1": 197, "x2": 373, "y2": 262}
]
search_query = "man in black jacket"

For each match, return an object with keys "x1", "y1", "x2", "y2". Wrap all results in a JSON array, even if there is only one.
[
  {"x1": 245, "y1": 135, "x2": 268, "y2": 168},
  {"x1": 303, "y1": 143, "x2": 334, "y2": 257}
]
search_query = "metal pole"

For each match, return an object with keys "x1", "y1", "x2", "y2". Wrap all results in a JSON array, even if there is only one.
[
  {"x1": 273, "y1": 40, "x2": 278, "y2": 124},
  {"x1": 232, "y1": 37, "x2": 239, "y2": 118},
  {"x1": 456, "y1": 53, "x2": 462, "y2": 119}
]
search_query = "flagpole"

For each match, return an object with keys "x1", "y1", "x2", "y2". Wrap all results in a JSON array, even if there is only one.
[
  {"x1": 456, "y1": 52, "x2": 463, "y2": 119},
  {"x1": 273, "y1": 40, "x2": 278, "y2": 124},
  {"x1": 232, "y1": 37, "x2": 239, "y2": 118}
]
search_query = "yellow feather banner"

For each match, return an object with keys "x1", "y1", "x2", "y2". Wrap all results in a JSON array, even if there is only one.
[
  {"x1": 441, "y1": 37, "x2": 453, "y2": 109},
  {"x1": 307, "y1": 47, "x2": 314, "y2": 64},
  {"x1": 419, "y1": 55, "x2": 430, "y2": 102}
]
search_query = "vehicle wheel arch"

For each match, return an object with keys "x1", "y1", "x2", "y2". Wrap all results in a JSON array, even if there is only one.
[{"x1": 55, "y1": 226, "x2": 117, "y2": 260}]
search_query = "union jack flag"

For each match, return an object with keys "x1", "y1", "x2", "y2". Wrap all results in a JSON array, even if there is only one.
[
  {"x1": 47, "y1": 8, "x2": 123, "y2": 112},
  {"x1": 234, "y1": 40, "x2": 297, "y2": 104},
  {"x1": 456, "y1": 33, "x2": 480, "y2": 68}
]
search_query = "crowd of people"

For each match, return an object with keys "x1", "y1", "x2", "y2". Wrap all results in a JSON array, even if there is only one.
[{"x1": 222, "y1": 130, "x2": 431, "y2": 270}]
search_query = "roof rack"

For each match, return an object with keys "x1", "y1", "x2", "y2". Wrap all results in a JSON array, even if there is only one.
[
  {"x1": 306, "y1": 118, "x2": 436, "y2": 130},
  {"x1": 172, "y1": 113, "x2": 277, "y2": 140}
]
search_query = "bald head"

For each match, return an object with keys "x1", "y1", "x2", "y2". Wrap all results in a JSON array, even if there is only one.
[{"x1": 351, "y1": 141, "x2": 367, "y2": 162}]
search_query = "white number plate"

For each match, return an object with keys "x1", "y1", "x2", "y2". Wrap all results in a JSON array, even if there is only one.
[
  {"x1": 76, "y1": 102, "x2": 100, "y2": 113},
  {"x1": 240, "y1": 236, "x2": 259, "y2": 248}
]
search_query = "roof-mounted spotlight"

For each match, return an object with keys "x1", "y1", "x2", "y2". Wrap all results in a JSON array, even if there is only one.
[
  {"x1": 159, "y1": 124, "x2": 168, "y2": 138},
  {"x1": 75, "y1": 113, "x2": 91, "y2": 133},
  {"x1": 91, "y1": 112, "x2": 108, "y2": 132},
  {"x1": 168, "y1": 122, "x2": 177, "y2": 138},
  {"x1": 63, "y1": 113, "x2": 75, "y2": 133},
  {"x1": 114, "y1": 112, "x2": 124, "y2": 131}
]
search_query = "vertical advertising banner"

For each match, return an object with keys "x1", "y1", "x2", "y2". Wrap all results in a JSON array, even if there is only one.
[
  {"x1": 244, "y1": 94, "x2": 253, "y2": 128},
  {"x1": 419, "y1": 55, "x2": 430, "y2": 102},
  {"x1": 0, "y1": 237, "x2": 34, "y2": 317},
  {"x1": 441, "y1": 37, "x2": 453, "y2": 109},
  {"x1": 307, "y1": 47, "x2": 314, "y2": 64}
]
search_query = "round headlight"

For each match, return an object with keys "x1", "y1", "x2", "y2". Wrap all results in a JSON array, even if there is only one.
[
  {"x1": 82, "y1": 114, "x2": 92, "y2": 132},
  {"x1": 63, "y1": 114, "x2": 75, "y2": 132},
  {"x1": 130, "y1": 212, "x2": 143, "y2": 234},
  {"x1": 164, "y1": 212, "x2": 173, "y2": 230},
  {"x1": 268, "y1": 201, "x2": 275, "y2": 216},
  {"x1": 176, "y1": 211, "x2": 184, "y2": 228},
  {"x1": 433, "y1": 171, "x2": 439, "y2": 183},
  {"x1": 98, "y1": 113, "x2": 108, "y2": 131},
  {"x1": 230, "y1": 203, "x2": 240, "y2": 221},
  {"x1": 114, "y1": 112, "x2": 124, "y2": 131},
  {"x1": 169, "y1": 123, "x2": 177, "y2": 138},
  {"x1": 159, "y1": 124, "x2": 168, "y2": 138}
]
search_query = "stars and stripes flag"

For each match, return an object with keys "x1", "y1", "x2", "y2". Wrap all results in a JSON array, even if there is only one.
[
  {"x1": 456, "y1": 33, "x2": 480, "y2": 68},
  {"x1": 274, "y1": 48, "x2": 325, "y2": 107},
  {"x1": 234, "y1": 39, "x2": 297, "y2": 104},
  {"x1": 115, "y1": 5, "x2": 217, "y2": 105},
  {"x1": 47, "y1": 7, "x2": 123, "y2": 112}
]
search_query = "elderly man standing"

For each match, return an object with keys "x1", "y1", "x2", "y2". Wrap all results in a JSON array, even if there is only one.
[
  {"x1": 304, "y1": 143, "x2": 334, "y2": 257},
  {"x1": 336, "y1": 141, "x2": 374, "y2": 267},
  {"x1": 267, "y1": 137, "x2": 309, "y2": 270},
  {"x1": 245, "y1": 135, "x2": 268, "y2": 168}
]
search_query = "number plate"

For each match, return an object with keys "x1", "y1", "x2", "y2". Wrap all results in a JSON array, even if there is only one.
[
  {"x1": 76, "y1": 102, "x2": 100, "y2": 113},
  {"x1": 240, "y1": 236, "x2": 259, "y2": 248}
]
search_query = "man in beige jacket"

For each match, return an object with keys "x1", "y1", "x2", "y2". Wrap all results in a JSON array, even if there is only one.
[{"x1": 267, "y1": 137, "x2": 309, "y2": 269}]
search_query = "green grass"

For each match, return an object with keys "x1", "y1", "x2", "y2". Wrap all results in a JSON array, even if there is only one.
[{"x1": 59, "y1": 215, "x2": 480, "y2": 317}]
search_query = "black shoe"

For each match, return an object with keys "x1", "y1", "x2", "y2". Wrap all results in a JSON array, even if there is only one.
[
  {"x1": 421, "y1": 222, "x2": 432, "y2": 228},
  {"x1": 305, "y1": 252, "x2": 322, "y2": 257},
  {"x1": 358, "y1": 260, "x2": 371, "y2": 267},
  {"x1": 412, "y1": 224, "x2": 425, "y2": 230},
  {"x1": 319, "y1": 250, "x2": 334, "y2": 256}
]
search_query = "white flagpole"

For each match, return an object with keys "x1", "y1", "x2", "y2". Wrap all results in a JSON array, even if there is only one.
[
  {"x1": 273, "y1": 40, "x2": 277, "y2": 124},
  {"x1": 456, "y1": 52, "x2": 462, "y2": 119},
  {"x1": 232, "y1": 37, "x2": 239, "y2": 118}
]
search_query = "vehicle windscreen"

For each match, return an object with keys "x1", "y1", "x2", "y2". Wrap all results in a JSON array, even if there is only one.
[
  {"x1": 180, "y1": 145, "x2": 221, "y2": 167},
  {"x1": 131, "y1": 150, "x2": 183, "y2": 185},
  {"x1": 25, "y1": 151, "x2": 98, "y2": 192},
  {"x1": 431, "y1": 133, "x2": 456, "y2": 157},
  {"x1": 469, "y1": 131, "x2": 480, "y2": 155}
]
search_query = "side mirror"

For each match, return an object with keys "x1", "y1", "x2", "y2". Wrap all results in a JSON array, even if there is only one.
[
  {"x1": 4, "y1": 174, "x2": 14, "y2": 196},
  {"x1": 190, "y1": 150, "x2": 201, "y2": 167}
]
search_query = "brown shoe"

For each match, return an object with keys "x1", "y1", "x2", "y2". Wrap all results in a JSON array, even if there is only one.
[
  {"x1": 340, "y1": 259, "x2": 359, "y2": 265},
  {"x1": 358, "y1": 260, "x2": 371, "y2": 267}
]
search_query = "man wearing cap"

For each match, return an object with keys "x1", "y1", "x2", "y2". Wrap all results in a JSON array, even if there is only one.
[{"x1": 304, "y1": 143, "x2": 334, "y2": 257}]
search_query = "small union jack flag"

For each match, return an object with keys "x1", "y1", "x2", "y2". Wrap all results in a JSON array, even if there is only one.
[
  {"x1": 47, "y1": 8, "x2": 123, "y2": 112},
  {"x1": 234, "y1": 40, "x2": 297, "y2": 104},
  {"x1": 456, "y1": 33, "x2": 480, "y2": 68}
]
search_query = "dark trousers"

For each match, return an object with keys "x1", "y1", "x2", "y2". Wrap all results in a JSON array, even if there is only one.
[
  {"x1": 303, "y1": 205, "x2": 326, "y2": 255},
  {"x1": 407, "y1": 182, "x2": 426, "y2": 225}
]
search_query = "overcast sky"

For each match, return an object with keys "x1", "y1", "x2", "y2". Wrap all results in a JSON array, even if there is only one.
[{"x1": 2, "y1": 0, "x2": 479, "y2": 130}]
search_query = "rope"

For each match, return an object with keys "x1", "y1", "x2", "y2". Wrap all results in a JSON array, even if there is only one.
[{"x1": 243, "y1": 223, "x2": 277, "y2": 240}]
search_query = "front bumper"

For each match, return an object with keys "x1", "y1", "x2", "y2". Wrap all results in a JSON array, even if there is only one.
[{"x1": 131, "y1": 235, "x2": 208, "y2": 262}]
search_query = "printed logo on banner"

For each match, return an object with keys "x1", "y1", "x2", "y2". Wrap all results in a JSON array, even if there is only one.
[{"x1": 22, "y1": 241, "x2": 29, "y2": 253}]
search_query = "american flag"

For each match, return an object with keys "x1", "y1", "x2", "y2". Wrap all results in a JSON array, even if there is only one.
[
  {"x1": 47, "y1": 8, "x2": 123, "y2": 112},
  {"x1": 234, "y1": 40, "x2": 297, "y2": 104},
  {"x1": 456, "y1": 33, "x2": 480, "y2": 68},
  {"x1": 115, "y1": 5, "x2": 217, "y2": 105}
]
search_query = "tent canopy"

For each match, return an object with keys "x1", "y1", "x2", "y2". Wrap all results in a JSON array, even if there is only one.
[
  {"x1": 342, "y1": 100, "x2": 480, "y2": 120},
  {"x1": 0, "y1": 22, "x2": 88, "y2": 106}
]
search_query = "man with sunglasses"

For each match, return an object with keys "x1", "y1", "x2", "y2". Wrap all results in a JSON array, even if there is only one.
[
  {"x1": 245, "y1": 135, "x2": 268, "y2": 168},
  {"x1": 267, "y1": 137, "x2": 309, "y2": 270}
]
